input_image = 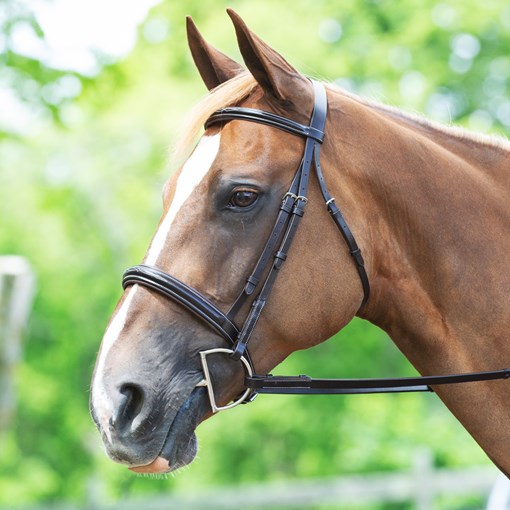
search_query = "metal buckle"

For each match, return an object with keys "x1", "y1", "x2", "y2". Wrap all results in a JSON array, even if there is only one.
[
  {"x1": 195, "y1": 348, "x2": 254, "y2": 413},
  {"x1": 282, "y1": 192, "x2": 298, "y2": 202}
]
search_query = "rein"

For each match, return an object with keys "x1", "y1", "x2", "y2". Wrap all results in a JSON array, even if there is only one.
[
  {"x1": 246, "y1": 369, "x2": 510, "y2": 395},
  {"x1": 122, "y1": 80, "x2": 510, "y2": 413}
]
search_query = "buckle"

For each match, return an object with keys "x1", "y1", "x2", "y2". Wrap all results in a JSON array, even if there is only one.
[
  {"x1": 282, "y1": 192, "x2": 297, "y2": 202},
  {"x1": 195, "y1": 348, "x2": 254, "y2": 413}
]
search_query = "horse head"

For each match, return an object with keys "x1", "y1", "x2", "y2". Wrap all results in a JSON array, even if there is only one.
[{"x1": 89, "y1": 10, "x2": 365, "y2": 473}]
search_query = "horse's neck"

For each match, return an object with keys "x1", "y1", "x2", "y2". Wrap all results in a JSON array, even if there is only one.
[
  {"x1": 359, "y1": 109, "x2": 510, "y2": 367},
  {"x1": 369, "y1": 101, "x2": 510, "y2": 179},
  {"x1": 327, "y1": 93, "x2": 510, "y2": 474}
]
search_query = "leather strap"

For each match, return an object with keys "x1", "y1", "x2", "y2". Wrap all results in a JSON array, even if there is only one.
[
  {"x1": 313, "y1": 143, "x2": 370, "y2": 306},
  {"x1": 123, "y1": 265, "x2": 240, "y2": 344},
  {"x1": 226, "y1": 172, "x2": 301, "y2": 319},
  {"x1": 206, "y1": 107, "x2": 325, "y2": 143},
  {"x1": 246, "y1": 368, "x2": 510, "y2": 395}
]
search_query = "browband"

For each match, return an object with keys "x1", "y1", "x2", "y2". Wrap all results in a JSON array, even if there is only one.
[{"x1": 205, "y1": 107, "x2": 325, "y2": 143}]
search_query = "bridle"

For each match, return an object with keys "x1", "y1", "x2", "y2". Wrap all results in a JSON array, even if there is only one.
[{"x1": 122, "y1": 80, "x2": 510, "y2": 413}]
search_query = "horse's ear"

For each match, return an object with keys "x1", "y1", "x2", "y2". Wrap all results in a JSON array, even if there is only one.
[
  {"x1": 227, "y1": 8, "x2": 310, "y2": 104},
  {"x1": 186, "y1": 16, "x2": 245, "y2": 91}
]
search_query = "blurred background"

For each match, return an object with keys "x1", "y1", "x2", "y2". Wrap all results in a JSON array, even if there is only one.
[{"x1": 1, "y1": 0, "x2": 509, "y2": 508}]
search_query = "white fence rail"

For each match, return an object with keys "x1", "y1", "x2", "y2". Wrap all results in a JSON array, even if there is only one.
[{"x1": 3, "y1": 453, "x2": 503, "y2": 510}]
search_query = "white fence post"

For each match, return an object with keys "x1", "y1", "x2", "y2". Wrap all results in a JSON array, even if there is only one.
[
  {"x1": 414, "y1": 448, "x2": 434, "y2": 510},
  {"x1": 486, "y1": 473, "x2": 510, "y2": 510},
  {"x1": 0, "y1": 256, "x2": 35, "y2": 431}
]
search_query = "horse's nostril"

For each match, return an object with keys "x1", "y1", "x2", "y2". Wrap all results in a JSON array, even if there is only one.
[{"x1": 111, "y1": 384, "x2": 145, "y2": 431}]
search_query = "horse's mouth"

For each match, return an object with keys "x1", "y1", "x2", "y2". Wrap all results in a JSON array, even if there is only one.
[{"x1": 129, "y1": 387, "x2": 208, "y2": 474}]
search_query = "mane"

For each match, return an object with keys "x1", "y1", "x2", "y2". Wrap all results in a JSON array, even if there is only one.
[
  {"x1": 170, "y1": 72, "x2": 257, "y2": 167},
  {"x1": 327, "y1": 83, "x2": 510, "y2": 153}
]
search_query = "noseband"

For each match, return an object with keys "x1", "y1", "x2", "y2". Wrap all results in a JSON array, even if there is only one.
[{"x1": 122, "y1": 80, "x2": 510, "y2": 413}]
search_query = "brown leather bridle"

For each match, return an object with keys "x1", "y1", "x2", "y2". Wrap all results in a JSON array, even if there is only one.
[{"x1": 122, "y1": 80, "x2": 510, "y2": 413}]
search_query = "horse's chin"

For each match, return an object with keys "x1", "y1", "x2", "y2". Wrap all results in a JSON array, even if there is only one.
[
  {"x1": 129, "y1": 387, "x2": 207, "y2": 474},
  {"x1": 128, "y1": 434, "x2": 198, "y2": 474}
]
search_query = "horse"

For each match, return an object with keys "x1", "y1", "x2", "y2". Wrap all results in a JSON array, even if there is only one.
[{"x1": 90, "y1": 9, "x2": 510, "y2": 476}]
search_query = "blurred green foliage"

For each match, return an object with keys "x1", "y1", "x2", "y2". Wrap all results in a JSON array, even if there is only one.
[{"x1": 1, "y1": 0, "x2": 508, "y2": 508}]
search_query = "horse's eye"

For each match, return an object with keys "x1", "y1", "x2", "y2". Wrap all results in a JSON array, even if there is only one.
[{"x1": 228, "y1": 190, "x2": 259, "y2": 209}]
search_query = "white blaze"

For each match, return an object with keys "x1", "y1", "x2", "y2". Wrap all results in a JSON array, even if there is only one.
[
  {"x1": 91, "y1": 134, "x2": 221, "y2": 425},
  {"x1": 91, "y1": 285, "x2": 137, "y2": 435},
  {"x1": 145, "y1": 134, "x2": 221, "y2": 265}
]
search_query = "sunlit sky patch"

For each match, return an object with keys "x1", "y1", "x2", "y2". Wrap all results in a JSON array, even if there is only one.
[
  {"x1": 12, "y1": 0, "x2": 161, "y2": 75},
  {"x1": 1, "y1": 0, "x2": 160, "y2": 133}
]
